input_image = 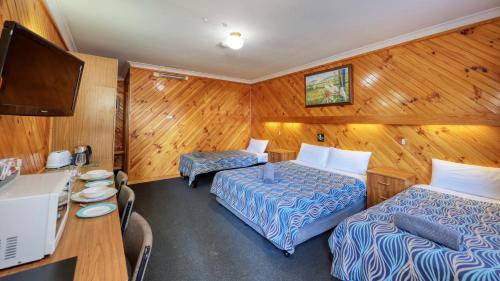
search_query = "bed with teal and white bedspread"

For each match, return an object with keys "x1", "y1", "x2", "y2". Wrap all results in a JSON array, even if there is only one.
[
  {"x1": 328, "y1": 185, "x2": 500, "y2": 281},
  {"x1": 179, "y1": 150, "x2": 262, "y2": 186},
  {"x1": 210, "y1": 161, "x2": 366, "y2": 254}
]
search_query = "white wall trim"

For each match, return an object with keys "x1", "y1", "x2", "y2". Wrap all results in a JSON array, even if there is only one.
[
  {"x1": 44, "y1": 0, "x2": 78, "y2": 51},
  {"x1": 250, "y1": 7, "x2": 500, "y2": 83},
  {"x1": 128, "y1": 61, "x2": 253, "y2": 84}
]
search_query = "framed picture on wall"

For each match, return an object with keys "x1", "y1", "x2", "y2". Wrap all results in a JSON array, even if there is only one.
[{"x1": 304, "y1": 64, "x2": 353, "y2": 107}]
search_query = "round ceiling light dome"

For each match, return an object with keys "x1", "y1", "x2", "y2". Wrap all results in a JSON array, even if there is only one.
[{"x1": 226, "y1": 32, "x2": 244, "y2": 50}]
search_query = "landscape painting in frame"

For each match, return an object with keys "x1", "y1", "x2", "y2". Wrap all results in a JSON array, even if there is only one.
[{"x1": 305, "y1": 64, "x2": 353, "y2": 107}]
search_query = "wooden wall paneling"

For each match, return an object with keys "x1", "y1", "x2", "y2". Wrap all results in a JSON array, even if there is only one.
[
  {"x1": 0, "y1": 0, "x2": 66, "y2": 174},
  {"x1": 251, "y1": 19, "x2": 500, "y2": 183},
  {"x1": 114, "y1": 80, "x2": 125, "y2": 169},
  {"x1": 51, "y1": 53, "x2": 118, "y2": 163},
  {"x1": 115, "y1": 80, "x2": 125, "y2": 153},
  {"x1": 252, "y1": 19, "x2": 499, "y2": 119},
  {"x1": 124, "y1": 71, "x2": 131, "y2": 172},
  {"x1": 253, "y1": 122, "x2": 500, "y2": 183},
  {"x1": 127, "y1": 67, "x2": 251, "y2": 183}
]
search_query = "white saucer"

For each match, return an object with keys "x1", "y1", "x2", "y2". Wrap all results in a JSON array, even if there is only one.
[
  {"x1": 71, "y1": 188, "x2": 117, "y2": 203},
  {"x1": 82, "y1": 186, "x2": 109, "y2": 199},
  {"x1": 76, "y1": 203, "x2": 117, "y2": 218},
  {"x1": 86, "y1": 170, "x2": 108, "y2": 175},
  {"x1": 85, "y1": 179, "x2": 113, "y2": 188},
  {"x1": 80, "y1": 171, "x2": 114, "y2": 181}
]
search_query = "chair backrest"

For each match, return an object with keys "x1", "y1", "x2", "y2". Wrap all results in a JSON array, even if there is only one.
[
  {"x1": 116, "y1": 171, "x2": 129, "y2": 194},
  {"x1": 124, "y1": 212, "x2": 153, "y2": 281},
  {"x1": 118, "y1": 185, "x2": 135, "y2": 234}
]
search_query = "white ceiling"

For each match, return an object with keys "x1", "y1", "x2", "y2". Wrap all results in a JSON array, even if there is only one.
[{"x1": 54, "y1": 0, "x2": 500, "y2": 82}]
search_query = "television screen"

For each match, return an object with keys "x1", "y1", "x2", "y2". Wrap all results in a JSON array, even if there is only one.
[{"x1": 0, "y1": 21, "x2": 84, "y2": 116}]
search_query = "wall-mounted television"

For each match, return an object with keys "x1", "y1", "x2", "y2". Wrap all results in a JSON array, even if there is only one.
[{"x1": 0, "y1": 21, "x2": 84, "y2": 116}]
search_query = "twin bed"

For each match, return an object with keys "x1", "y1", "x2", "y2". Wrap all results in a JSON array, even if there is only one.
[
  {"x1": 328, "y1": 184, "x2": 500, "y2": 280},
  {"x1": 210, "y1": 160, "x2": 367, "y2": 255},
  {"x1": 179, "y1": 139, "x2": 269, "y2": 187},
  {"x1": 210, "y1": 143, "x2": 373, "y2": 255}
]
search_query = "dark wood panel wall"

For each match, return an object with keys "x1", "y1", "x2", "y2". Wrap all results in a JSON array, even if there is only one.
[
  {"x1": 251, "y1": 19, "x2": 500, "y2": 183},
  {"x1": 0, "y1": 0, "x2": 66, "y2": 174},
  {"x1": 126, "y1": 67, "x2": 251, "y2": 183},
  {"x1": 114, "y1": 80, "x2": 125, "y2": 169}
]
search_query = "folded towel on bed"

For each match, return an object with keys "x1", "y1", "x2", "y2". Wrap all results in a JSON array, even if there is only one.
[
  {"x1": 393, "y1": 213, "x2": 463, "y2": 251},
  {"x1": 262, "y1": 164, "x2": 278, "y2": 184}
]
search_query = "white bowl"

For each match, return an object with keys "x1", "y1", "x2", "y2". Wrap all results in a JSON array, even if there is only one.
[{"x1": 82, "y1": 186, "x2": 109, "y2": 199}]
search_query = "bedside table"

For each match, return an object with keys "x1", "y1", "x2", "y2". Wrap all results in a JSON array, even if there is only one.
[
  {"x1": 367, "y1": 167, "x2": 416, "y2": 207},
  {"x1": 267, "y1": 149, "x2": 297, "y2": 163}
]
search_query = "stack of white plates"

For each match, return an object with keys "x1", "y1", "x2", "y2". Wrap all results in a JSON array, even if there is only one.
[
  {"x1": 84, "y1": 179, "x2": 113, "y2": 188},
  {"x1": 71, "y1": 186, "x2": 118, "y2": 203},
  {"x1": 80, "y1": 170, "x2": 114, "y2": 181}
]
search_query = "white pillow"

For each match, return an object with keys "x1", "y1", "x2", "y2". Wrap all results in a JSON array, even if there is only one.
[
  {"x1": 431, "y1": 159, "x2": 500, "y2": 200},
  {"x1": 326, "y1": 147, "x2": 372, "y2": 175},
  {"x1": 246, "y1": 138, "x2": 269, "y2": 154},
  {"x1": 297, "y1": 143, "x2": 330, "y2": 167}
]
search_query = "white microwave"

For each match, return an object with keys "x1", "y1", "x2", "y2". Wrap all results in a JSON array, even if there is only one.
[{"x1": 0, "y1": 171, "x2": 71, "y2": 269}]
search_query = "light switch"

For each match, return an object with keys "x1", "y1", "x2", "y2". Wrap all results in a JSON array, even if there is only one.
[{"x1": 317, "y1": 133, "x2": 325, "y2": 142}]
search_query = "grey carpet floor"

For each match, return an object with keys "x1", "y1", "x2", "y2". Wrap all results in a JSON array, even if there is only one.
[{"x1": 131, "y1": 174, "x2": 339, "y2": 281}]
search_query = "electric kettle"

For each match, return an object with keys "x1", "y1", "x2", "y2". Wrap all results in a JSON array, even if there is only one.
[{"x1": 73, "y1": 145, "x2": 92, "y2": 165}]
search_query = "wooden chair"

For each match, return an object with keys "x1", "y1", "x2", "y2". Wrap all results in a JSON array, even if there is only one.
[
  {"x1": 118, "y1": 185, "x2": 135, "y2": 234},
  {"x1": 124, "y1": 212, "x2": 153, "y2": 281},
  {"x1": 116, "y1": 170, "x2": 129, "y2": 196}
]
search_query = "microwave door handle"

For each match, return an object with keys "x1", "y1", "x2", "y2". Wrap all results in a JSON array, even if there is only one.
[{"x1": 54, "y1": 190, "x2": 71, "y2": 250}]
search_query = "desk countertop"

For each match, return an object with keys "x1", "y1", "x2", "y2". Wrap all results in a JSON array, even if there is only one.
[{"x1": 0, "y1": 161, "x2": 128, "y2": 281}]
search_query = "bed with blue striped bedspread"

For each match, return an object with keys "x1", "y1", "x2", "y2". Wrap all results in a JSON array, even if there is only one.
[
  {"x1": 210, "y1": 161, "x2": 366, "y2": 254},
  {"x1": 179, "y1": 150, "x2": 259, "y2": 185},
  {"x1": 328, "y1": 185, "x2": 500, "y2": 281}
]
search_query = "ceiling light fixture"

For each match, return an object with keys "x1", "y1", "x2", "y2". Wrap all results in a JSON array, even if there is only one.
[{"x1": 225, "y1": 32, "x2": 244, "y2": 50}]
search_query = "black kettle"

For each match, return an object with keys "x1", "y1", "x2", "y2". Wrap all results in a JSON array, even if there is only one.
[{"x1": 73, "y1": 145, "x2": 92, "y2": 165}]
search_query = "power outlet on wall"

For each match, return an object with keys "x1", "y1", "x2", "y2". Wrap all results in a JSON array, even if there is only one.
[{"x1": 317, "y1": 133, "x2": 325, "y2": 142}]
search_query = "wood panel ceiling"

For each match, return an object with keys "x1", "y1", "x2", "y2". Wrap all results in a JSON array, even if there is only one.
[
  {"x1": 0, "y1": 0, "x2": 66, "y2": 174},
  {"x1": 251, "y1": 19, "x2": 500, "y2": 183},
  {"x1": 127, "y1": 67, "x2": 251, "y2": 183}
]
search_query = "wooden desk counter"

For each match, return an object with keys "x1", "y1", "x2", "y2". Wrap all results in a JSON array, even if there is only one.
[{"x1": 0, "y1": 162, "x2": 128, "y2": 281}]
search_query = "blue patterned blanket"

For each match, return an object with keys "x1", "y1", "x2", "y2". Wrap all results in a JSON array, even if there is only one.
[
  {"x1": 329, "y1": 186, "x2": 500, "y2": 281},
  {"x1": 179, "y1": 150, "x2": 259, "y2": 185},
  {"x1": 210, "y1": 161, "x2": 366, "y2": 253}
]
